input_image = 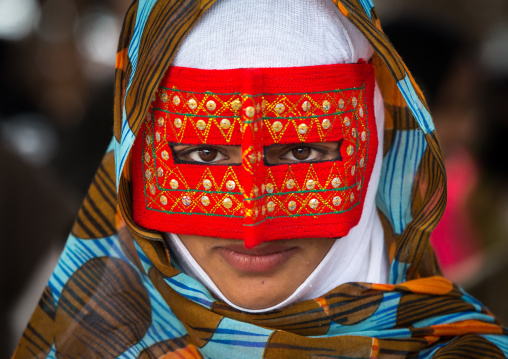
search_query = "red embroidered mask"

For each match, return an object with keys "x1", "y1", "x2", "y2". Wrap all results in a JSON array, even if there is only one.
[{"x1": 132, "y1": 63, "x2": 378, "y2": 248}]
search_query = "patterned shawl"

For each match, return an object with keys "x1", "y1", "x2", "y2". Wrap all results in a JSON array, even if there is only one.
[{"x1": 13, "y1": 0, "x2": 508, "y2": 358}]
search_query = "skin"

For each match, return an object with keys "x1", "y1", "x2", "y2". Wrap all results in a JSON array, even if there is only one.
[{"x1": 172, "y1": 142, "x2": 339, "y2": 309}]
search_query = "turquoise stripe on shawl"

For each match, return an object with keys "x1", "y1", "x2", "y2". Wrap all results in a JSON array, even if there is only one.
[
  {"x1": 397, "y1": 76, "x2": 435, "y2": 134},
  {"x1": 166, "y1": 275, "x2": 216, "y2": 307},
  {"x1": 358, "y1": 0, "x2": 374, "y2": 19},
  {"x1": 47, "y1": 346, "x2": 57, "y2": 358},
  {"x1": 200, "y1": 319, "x2": 272, "y2": 358},
  {"x1": 115, "y1": 111, "x2": 135, "y2": 189},
  {"x1": 115, "y1": 0, "x2": 159, "y2": 188},
  {"x1": 134, "y1": 240, "x2": 219, "y2": 308},
  {"x1": 48, "y1": 234, "x2": 129, "y2": 302},
  {"x1": 413, "y1": 312, "x2": 497, "y2": 329},
  {"x1": 131, "y1": 288, "x2": 188, "y2": 354},
  {"x1": 325, "y1": 291, "x2": 401, "y2": 334},
  {"x1": 376, "y1": 129, "x2": 428, "y2": 236},
  {"x1": 417, "y1": 342, "x2": 451, "y2": 358},
  {"x1": 390, "y1": 259, "x2": 410, "y2": 284}
]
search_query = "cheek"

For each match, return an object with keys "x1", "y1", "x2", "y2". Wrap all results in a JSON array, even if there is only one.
[
  {"x1": 314, "y1": 238, "x2": 337, "y2": 257},
  {"x1": 296, "y1": 238, "x2": 337, "y2": 265},
  {"x1": 177, "y1": 234, "x2": 214, "y2": 261}
]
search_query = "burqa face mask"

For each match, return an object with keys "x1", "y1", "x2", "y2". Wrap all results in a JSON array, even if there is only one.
[{"x1": 132, "y1": 63, "x2": 377, "y2": 248}]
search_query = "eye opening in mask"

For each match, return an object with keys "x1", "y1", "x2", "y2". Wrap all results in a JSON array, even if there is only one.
[
  {"x1": 169, "y1": 140, "x2": 343, "y2": 166},
  {"x1": 263, "y1": 140, "x2": 343, "y2": 166},
  {"x1": 169, "y1": 143, "x2": 242, "y2": 166}
]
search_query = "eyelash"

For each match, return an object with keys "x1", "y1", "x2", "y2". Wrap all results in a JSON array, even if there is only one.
[
  {"x1": 177, "y1": 146, "x2": 229, "y2": 163},
  {"x1": 280, "y1": 145, "x2": 327, "y2": 158}
]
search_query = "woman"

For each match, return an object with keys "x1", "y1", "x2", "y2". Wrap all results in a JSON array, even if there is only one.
[{"x1": 13, "y1": 0, "x2": 508, "y2": 357}]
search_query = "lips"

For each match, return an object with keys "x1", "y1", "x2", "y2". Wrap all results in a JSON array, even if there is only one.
[{"x1": 217, "y1": 244, "x2": 297, "y2": 273}]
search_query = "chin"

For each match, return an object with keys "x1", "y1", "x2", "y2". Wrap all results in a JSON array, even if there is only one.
[{"x1": 219, "y1": 278, "x2": 292, "y2": 310}]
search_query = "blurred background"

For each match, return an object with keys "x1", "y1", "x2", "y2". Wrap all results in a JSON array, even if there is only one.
[{"x1": 0, "y1": 0, "x2": 507, "y2": 356}]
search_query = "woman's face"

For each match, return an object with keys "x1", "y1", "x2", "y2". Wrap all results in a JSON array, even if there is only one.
[{"x1": 172, "y1": 142, "x2": 340, "y2": 309}]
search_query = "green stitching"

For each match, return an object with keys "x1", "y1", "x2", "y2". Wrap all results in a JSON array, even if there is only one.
[
  {"x1": 146, "y1": 207, "x2": 243, "y2": 219},
  {"x1": 354, "y1": 113, "x2": 360, "y2": 185},
  {"x1": 154, "y1": 107, "x2": 355, "y2": 122},
  {"x1": 143, "y1": 124, "x2": 151, "y2": 210},
  {"x1": 159, "y1": 188, "x2": 243, "y2": 195},
  {"x1": 151, "y1": 113, "x2": 165, "y2": 191},
  {"x1": 360, "y1": 90, "x2": 371, "y2": 204},
  {"x1": 243, "y1": 202, "x2": 360, "y2": 225},
  {"x1": 155, "y1": 108, "x2": 238, "y2": 119},
  {"x1": 145, "y1": 202, "x2": 359, "y2": 220},
  {"x1": 244, "y1": 86, "x2": 364, "y2": 97},
  {"x1": 259, "y1": 110, "x2": 354, "y2": 121},
  {"x1": 242, "y1": 184, "x2": 359, "y2": 202},
  {"x1": 160, "y1": 86, "x2": 364, "y2": 97},
  {"x1": 152, "y1": 184, "x2": 359, "y2": 197}
]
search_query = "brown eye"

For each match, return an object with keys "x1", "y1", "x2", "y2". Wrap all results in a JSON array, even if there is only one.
[
  {"x1": 198, "y1": 149, "x2": 218, "y2": 162},
  {"x1": 292, "y1": 147, "x2": 311, "y2": 160},
  {"x1": 174, "y1": 145, "x2": 233, "y2": 164}
]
